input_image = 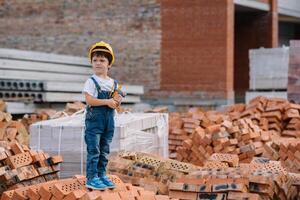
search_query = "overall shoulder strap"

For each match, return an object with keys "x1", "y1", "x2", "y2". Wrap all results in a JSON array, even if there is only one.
[
  {"x1": 90, "y1": 77, "x2": 101, "y2": 92},
  {"x1": 113, "y1": 80, "x2": 118, "y2": 91}
]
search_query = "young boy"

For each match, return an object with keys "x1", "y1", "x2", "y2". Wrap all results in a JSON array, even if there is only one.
[{"x1": 83, "y1": 41, "x2": 123, "y2": 190}]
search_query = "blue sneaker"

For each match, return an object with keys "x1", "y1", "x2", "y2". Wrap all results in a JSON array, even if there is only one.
[
  {"x1": 98, "y1": 176, "x2": 115, "y2": 189},
  {"x1": 86, "y1": 177, "x2": 107, "y2": 190}
]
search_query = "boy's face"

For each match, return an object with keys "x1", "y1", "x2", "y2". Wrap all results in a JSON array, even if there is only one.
[{"x1": 91, "y1": 55, "x2": 110, "y2": 75}]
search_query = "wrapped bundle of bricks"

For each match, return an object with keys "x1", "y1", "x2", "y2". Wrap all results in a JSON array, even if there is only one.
[
  {"x1": 1, "y1": 174, "x2": 173, "y2": 200},
  {"x1": 0, "y1": 141, "x2": 63, "y2": 195},
  {"x1": 107, "y1": 151, "x2": 198, "y2": 195},
  {"x1": 168, "y1": 154, "x2": 299, "y2": 200}
]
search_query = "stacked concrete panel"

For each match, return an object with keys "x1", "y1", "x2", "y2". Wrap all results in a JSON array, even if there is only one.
[
  {"x1": 0, "y1": 48, "x2": 144, "y2": 114},
  {"x1": 246, "y1": 47, "x2": 289, "y2": 103},
  {"x1": 288, "y1": 40, "x2": 300, "y2": 103}
]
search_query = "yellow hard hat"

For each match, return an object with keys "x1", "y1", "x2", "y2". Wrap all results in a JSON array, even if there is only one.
[{"x1": 88, "y1": 41, "x2": 115, "y2": 65}]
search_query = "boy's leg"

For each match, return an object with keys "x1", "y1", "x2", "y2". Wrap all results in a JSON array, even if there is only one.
[
  {"x1": 85, "y1": 130, "x2": 101, "y2": 180},
  {"x1": 97, "y1": 116, "x2": 114, "y2": 178}
]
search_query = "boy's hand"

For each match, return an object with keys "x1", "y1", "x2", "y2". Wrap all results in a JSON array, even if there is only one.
[
  {"x1": 113, "y1": 93, "x2": 123, "y2": 105},
  {"x1": 107, "y1": 98, "x2": 118, "y2": 109}
]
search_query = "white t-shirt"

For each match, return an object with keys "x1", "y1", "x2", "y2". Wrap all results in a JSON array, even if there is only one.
[{"x1": 83, "y1": 74, "x2": 115, "y2": 98}]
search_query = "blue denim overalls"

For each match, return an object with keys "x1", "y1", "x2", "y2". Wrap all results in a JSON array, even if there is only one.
[{"x1": 85, "y1": 77, "x2": 117, "y2": 180}]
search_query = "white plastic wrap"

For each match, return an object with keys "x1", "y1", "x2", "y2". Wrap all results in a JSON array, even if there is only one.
[
  {"x1": 29, "y1": 111, "x2": 168, "y2": 178},
  {"x1": 249, "y1": 47, "x2": 289, "y2": 90}
]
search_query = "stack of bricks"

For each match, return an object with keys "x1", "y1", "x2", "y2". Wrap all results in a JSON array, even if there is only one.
[
  {"x1": 168, "y1": 108, "x2": 227, "y2": 160},
  {"x1": 169, "y1": 97, "x2": 300, "y2": 171},
  {"x1": 0, "y1": 111, "x2": 29, "y2": 147},
  {"x1": 1, "y1": 174, "x2": 174, "y2": 200},
  {"x1": 176, "y1": 117, "x2": 274, "y2": 166},
  {"x1": 168, "y1": 154, "x2": 299, "y2": 200},
  {"x1": 168, "y1": 113, "x2": 186, "y2": 159},
  {"x1": 0, "y1": 141, "x2": 63, "y2": 195},
  {"x1": 107, "y1": 152, "x2": 299, "y2": 199},
  {"x1": 230, "y1": 96, "x2": 300, "y2": 138},
  {"x1": 21, "y1": 112, "x2": 50, "y2": 133},
  {"x1": 262, "y1": 137, "x2": 300, "y2": 173},
  {"x1": 107, "y1": 151, "x2": 197, "y2": 195}
]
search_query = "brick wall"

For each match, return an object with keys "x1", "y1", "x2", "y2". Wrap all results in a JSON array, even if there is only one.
[
  {"x1": 0, "y1": 0, "x2": 161, "y2": 93},
  {"x1": 0, "y1": 0, "x2": 280, "y2": 105},
  {"x1": 158, "y1": 0, "x2": 234, "y2": 103}
]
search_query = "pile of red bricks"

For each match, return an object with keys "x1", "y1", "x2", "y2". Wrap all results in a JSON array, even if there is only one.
[
  {"x1": 0, "y1": 147, "x2": 174, "y2": 200},
  {"x1": 1, "y1": 174, "x2": 174, "y2": 200},
  {"x1": 169, "y1": 108, "x2": 227, "y2": 160},
  {"x1": 107, "y1": 151, "x2": 197, "y2": 195},
  {"x1": 108, "y1": 151, "x2": 300, "y2": 199},
  {"x1": 0, "y1": 141, "x2": 62, "y2": 195},
  {"x1": 263, "y1": 137, "x2": 300, "y2": 173},
  {"x1": 0, "y1": 101, "x2": 86, "y2": 145},
  {"x1": 227, "y1": 96, "x2": 300, "y2": 138},
  {"x1": 176, "y1": 117, "x2": 275, "y2": 166},
  {"x1": 0, "y1": 110, "x2": 30, "y2": 146},
  {"x1": 168, "y1": 154, "x2": 299, "y2": 200},
  {"x1": 168, "y1": 97, "x2": 300, "y2": 171}
]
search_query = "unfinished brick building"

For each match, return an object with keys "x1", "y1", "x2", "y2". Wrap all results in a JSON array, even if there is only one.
[{"x1": 0, "y1": 0, "x2": 299, "y2": 107}]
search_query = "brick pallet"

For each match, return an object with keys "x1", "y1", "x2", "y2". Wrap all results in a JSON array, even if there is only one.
[
  {"x1": 0, "y1": 141, "x2": 62, "y2": 195},
  {"x1": 1, "y1": 174, "x2": 174, "y2": 200}
]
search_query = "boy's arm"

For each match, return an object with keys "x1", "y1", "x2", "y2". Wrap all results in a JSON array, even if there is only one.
[{"x1": 85, "y1": 93, "x2": 118, "y2": 108}]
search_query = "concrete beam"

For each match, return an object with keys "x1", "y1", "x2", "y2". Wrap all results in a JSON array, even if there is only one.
[
  {"x1": 0, "y1": 48, "x2": 89, "y2": 66},
  {"x1": 44, "y1": 81, "x2": 144, "y2": 94},
  {"x1": 234, "y1": 0, "x2": 270, "y2": 11},
  {"x1": 42, "y1": 92, "x2": 140, "y2": 103},
  {"x1": 0, "y1": 70, "x2": 89, "y2": 82},
  {"x1": 0, "y1": 58, "x2": 92, "y2": 75}
]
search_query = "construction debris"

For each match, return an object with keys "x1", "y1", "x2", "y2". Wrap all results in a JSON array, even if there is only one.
[
  {"x1": 0, "y1": 111, "x2": 29, "y2": 146},
  {"x1": 1, "y1": 174, "x2": 174, "y2": 200},
  {"x1": 169, "y1": 154, "x2": 299, "y2": 200},
  {"x1": 264, "y1": 138, "x2": 300, "y2": 173},
  {"x1": 168, "y1": 97, "x2": 300, "y2": 173},
  {"x1": 176, "y1": 117, "x2": 277, "y2": 166},
  {"x1": 0, "y1": 141, "x2": 62, "y2": 195},
  {"x1": 108, "y1": 151, "x2": 300, "y2": 199},
  {"x1": 107, "y1": 151, "x2": 197, "y2": 195}
]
